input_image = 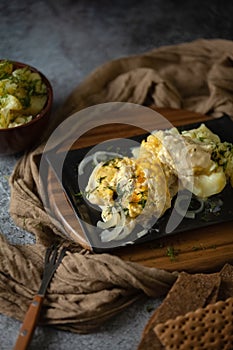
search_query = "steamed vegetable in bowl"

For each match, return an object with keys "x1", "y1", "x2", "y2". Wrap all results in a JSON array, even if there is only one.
[{"x1": 0, "y1": 60, "x2": 48, "y2": 128}]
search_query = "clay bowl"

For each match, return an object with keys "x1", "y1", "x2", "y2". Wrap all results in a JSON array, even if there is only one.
[{"x1": 0, "y1": 61, "x2": 53, "y2": 156}]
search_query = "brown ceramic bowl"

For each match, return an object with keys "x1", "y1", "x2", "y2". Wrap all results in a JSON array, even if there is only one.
[{"x1": 0, "y1": 61, "x2": 53, "y2": 156}]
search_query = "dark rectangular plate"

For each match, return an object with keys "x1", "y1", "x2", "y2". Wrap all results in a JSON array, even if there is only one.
[{"x1": 46, "y1": 115, "x2": 233, "y2": 252}]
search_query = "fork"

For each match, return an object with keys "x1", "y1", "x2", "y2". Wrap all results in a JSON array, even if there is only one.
[{"x1": 13, "y1": 245, "x2": 67, "y2": 350}]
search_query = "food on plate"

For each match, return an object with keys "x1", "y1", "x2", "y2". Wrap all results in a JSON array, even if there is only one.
[
  {"x1": 181, "y1": 123, "x2": 233, "y2": 189},
  {"x1": 83, "y1": 124, "x2": 233, "y2": 242},
  {"x1": 0, "y1": 60, "x2": 48, "y2": 128},
  {"x1": 85, "y1": 154, "x2": 171, "y2": 242},
  {"x1": 148, "y1": 126, "x2": 228, "y2": 199}
]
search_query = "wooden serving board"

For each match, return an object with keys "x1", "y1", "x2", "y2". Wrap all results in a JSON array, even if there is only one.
[{"x1": 47, "y1": 107, "x2": 233, "y2": 273}]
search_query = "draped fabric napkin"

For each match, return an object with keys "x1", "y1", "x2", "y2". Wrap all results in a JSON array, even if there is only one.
[{"x1": 1, "y1": 39, "x2": 233, "y2": 333}]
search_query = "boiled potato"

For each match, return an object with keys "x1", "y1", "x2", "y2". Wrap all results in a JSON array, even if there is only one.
[{"x1": 0, "y1": 60, "x2": 47, "y2": 128}]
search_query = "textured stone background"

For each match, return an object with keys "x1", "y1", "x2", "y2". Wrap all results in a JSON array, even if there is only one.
[{"x1": 0, "y1": 0, "x2": 233, "y2": 349}]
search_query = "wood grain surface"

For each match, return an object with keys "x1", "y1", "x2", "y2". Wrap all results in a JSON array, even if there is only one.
[{"x1": 47, "y1": 107, "x2": 233, "y2": 273}]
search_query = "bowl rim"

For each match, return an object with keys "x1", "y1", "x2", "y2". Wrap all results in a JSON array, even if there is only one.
[{"x1": 0, "y1": 60, "x2": 53, "y2": 132}]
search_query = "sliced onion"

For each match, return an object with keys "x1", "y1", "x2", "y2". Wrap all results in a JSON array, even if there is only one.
[
  {"x1": 99, "y1": 208, "x2": 128, "y2": 242},
  {"x1": 93, "y1": 151, "x2": 123, "y2": 165},
  {"x1": 78, "y1": 154, "x2": 98, "y2": 175},
  {"x1": 97, "y1": 207, "x2": 119, "y2": 229},
  {"x1": 100, "y1": 226, "x2": 124, "y2": 242},
  {"x1": 78, "y1": 151, "x2": 123, "y2": 175},
  {"x1": 188, "y1": 197, "x2": 205, "y2": 214},
  {"x1": 175, "y1": 194, "x2": 205, "y2": 219},
  {"x1": 100, "y1": 220, "x2": 134, "y2": 242},
  {"x1": 97, "y1": 215, "x2": 117, "y2": 229},
  {"x1": 137, "y1": 229, "x2": 148, "y2": 238},
  {"x1": 185, "y1": 211, "x2": 196, "y2": 219},
  {"x1": 115, "y1": 220, "x2": 135, "y2": 241}
]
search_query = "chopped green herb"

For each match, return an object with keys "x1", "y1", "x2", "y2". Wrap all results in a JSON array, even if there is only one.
[
  {"x1": 74, "y1": 191, "x2": 83, "y2": 198},
  {"x1": 138, "y1": 197, "x2": 147, "y2": 208},
  {"x1": 166, "y1": 246, "x2": 179, "y2": 261}
]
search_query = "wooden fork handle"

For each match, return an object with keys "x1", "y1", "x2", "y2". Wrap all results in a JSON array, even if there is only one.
[{"x1": 13, "y1": 294, "x2": 44, "y2": 350}]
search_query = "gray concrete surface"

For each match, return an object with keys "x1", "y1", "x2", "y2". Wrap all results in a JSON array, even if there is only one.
[{"x1": 0, "y1": 0, "x2": 233, "y2": 349}]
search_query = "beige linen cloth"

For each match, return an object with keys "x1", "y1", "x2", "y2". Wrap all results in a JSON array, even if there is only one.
[{"x1": 1, "y1": 39, "x2": 233, "y2": 333}]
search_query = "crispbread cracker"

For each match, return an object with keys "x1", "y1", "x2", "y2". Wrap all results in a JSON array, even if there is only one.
[
  {"x1": 137, "y1": 272, "x2": 220, "y2": 350},
  {"x1": 154, "y1": 297, "x2": 233, "y2": 350},
  {"x1": 218, "y1": 263, "x2": 233, "y2": 300}
]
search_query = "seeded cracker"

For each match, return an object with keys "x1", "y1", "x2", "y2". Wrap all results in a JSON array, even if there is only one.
[
  {"x1": 154, "y1": 297, "x2": 233, "y2": 350},
  {"x1": 137, "y1": 272, "x2": 220, "y2": 350},
  {"x1": 218, "y1": 263, "x2": 233, "y2": 300}
]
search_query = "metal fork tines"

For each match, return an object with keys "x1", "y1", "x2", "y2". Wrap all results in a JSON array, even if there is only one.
[
  {"x1": 38, "y1": 245, "x2": 67, "y2": 296},
  {"x1": 13, "y1": 245, "x2": 67, "y2": 350}
]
